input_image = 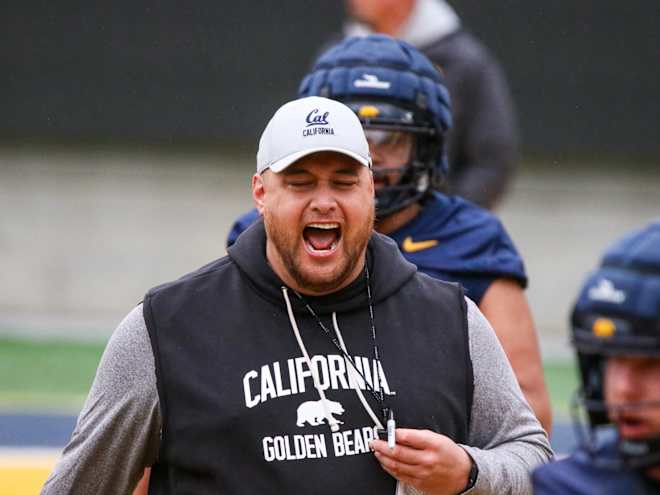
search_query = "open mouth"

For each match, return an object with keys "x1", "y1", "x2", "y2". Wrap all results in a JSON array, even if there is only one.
[
  {"x1": 303, "y1": 222, "x2": 341, "y2": 254},
  {"x1": 616, "y1": 414, "x2": 653, "y2": 439}
]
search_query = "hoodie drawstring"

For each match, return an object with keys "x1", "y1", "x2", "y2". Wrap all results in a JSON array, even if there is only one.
[
  {"x1": 332, "y1": 312, "x2": 384, "y2": 431},
  {"x1": 281, "y1": 286, "x2": 384, "y2": 433},
  {"x1": 282, "y1": 287, "x2": 340, "y2": 433}
]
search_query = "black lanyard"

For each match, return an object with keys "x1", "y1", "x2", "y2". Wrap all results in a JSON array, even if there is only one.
[{"x1": 292, "y1": 264, "x2": 390, "y2": 425}]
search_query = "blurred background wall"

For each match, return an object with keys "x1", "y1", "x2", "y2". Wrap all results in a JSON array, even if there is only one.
[
  {"x1": 2, "y1": 1, "x2": 659, "y2": 357},
  {"x1": 4, "y1": 1, "x2": 659, "y2": 154}
]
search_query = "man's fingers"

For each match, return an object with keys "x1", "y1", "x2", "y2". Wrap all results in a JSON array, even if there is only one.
[
  {"x1": 371, "y1": 439, "x2": 429, "y2": 466},
  {"x1": 393, "y1": 428, "x2": 438, "y2": 449},
  {"x1": 374, "y1": 451, "x2": 424, "y2": 480}
]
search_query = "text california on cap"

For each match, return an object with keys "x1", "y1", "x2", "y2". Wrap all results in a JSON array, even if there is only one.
[{"x1": 257, "y1": 96, "x2": 372, "y2": 174}]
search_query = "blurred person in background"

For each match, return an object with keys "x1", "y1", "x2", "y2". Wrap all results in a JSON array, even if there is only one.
[
  {"x1": 228, "y1": 35, "x2": 552, "y2": 435},
  {"x1": 344, "y1": 0, "x2": 519, "y2": 210},
  {"x1": 533, "y1": 219, "x2": 660, "y2": 494}
]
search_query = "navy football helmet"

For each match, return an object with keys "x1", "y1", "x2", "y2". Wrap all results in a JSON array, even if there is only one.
[
  {"x1": 571, "y1": 219, "x2": 660, "y2": 470},
  {"x1": 298, "y1": 35, "x2": 452, "y2": 218}
]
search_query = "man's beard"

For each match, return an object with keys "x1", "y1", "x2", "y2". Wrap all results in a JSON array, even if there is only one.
[{"x1": 264, "y1": 208, "x2": 374, "y2": 295}]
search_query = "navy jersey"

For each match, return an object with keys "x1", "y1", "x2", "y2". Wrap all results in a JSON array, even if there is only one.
[
  {"x1": 226, "y1": 192, "x2": 526, "y2": 304},
  {"x1": 532, "y1": 440, "x2": 660, "y2": 494}
]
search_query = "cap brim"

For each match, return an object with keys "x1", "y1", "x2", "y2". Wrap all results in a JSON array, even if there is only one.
[{"x1": 267, "y1": 146, "x2": 371, "y2": 173}]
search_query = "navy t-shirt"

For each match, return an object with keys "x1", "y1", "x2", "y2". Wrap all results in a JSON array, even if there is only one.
[{"x1": 533, "y1": 440, "x2": 660, "y2": 494}]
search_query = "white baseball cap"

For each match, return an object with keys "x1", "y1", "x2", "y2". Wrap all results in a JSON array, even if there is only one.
[{"x1": 256, "y1": 96, "x2": 372, "y2": 174}]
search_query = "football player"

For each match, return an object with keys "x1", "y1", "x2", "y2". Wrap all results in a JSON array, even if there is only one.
[
  {"x1": 533, "y1": 220, "x2": 660, "y2": 493},
  {"x1": 228, "y1": 35, "x2": 551, "y2": 434}
]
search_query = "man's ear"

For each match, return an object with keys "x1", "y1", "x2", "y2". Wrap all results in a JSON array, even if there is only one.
[{"x1": 252, "y1": 173, "x2": 266, "y2": 214}]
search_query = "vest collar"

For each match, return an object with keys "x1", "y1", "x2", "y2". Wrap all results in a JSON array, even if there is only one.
[{"x1": 227, "y1": 218, "x2": 416, "y2": 315}]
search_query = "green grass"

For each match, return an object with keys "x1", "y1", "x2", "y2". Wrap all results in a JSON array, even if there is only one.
[
  {"x1": 543, "y1": 359, "x2": 580, "y2": 419},
  {"x1": 0, "y1": 338, "x2": 105, "y2": 413},
  {"x1": 0, "y1": 338, "x2": 581, "y2": 417}
]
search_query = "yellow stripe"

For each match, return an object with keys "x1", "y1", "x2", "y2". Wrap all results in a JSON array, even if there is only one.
[
  {"x1": 0, "y1": 467, "x2": 53, "y2": 495},
  {"x1": 0, "y1": 450, "x2": 59, "y2": 495}
]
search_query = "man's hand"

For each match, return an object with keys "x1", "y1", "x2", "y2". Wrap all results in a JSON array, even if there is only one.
[{"x1": 370, "y1": 428, "x2": 472, "y2": 495}]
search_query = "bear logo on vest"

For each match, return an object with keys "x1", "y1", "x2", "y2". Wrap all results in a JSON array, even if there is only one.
[{"x1": 296, "y1": 399, "x2": 345, "y2": 427}]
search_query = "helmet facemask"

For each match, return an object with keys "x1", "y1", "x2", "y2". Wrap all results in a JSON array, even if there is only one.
[
  {"x1": 345, "y1": 100, "x2": 443, "y2": 218},
  {"x1": 572, "y1": 357, "x2": 660, "y2": 471},
  {"x1": 571, "y1": 309, "x2": 660, "y2": 471}
]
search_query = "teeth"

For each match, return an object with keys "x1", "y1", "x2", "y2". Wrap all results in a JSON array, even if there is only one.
[
  {"x1": 307, "y1": 223, "x2": 339, "y2": 229},
  {"x1": 308, "y1": 240, "x2": 338, "y2": 253}
]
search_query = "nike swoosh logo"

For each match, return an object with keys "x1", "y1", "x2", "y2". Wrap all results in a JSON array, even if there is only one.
[{"x1": 402, "y1": 236, "x2": 439, "y2": 253}]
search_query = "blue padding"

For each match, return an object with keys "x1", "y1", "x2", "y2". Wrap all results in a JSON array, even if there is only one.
[
  {"x1": 298, "y1": 35, "x2": 453, "y2": 174},
  {"x1": 574, "y1": 219, "x2": 660, "y2": 322},
  {"x1": 603, "y1": 219, "x2": 660, "y2": 273}
]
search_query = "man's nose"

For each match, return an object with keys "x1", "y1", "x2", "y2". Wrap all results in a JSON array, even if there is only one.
[{"x1": 310, "y1": 186, "x2": 337, "y2": 213}]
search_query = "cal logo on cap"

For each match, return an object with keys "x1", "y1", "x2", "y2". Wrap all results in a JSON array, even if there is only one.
[{"x1": 592, "y1": 318, "x2": 616, "y2": 338}]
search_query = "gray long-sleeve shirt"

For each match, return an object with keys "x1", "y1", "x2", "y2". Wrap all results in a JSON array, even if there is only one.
[{"x1": 41, "y1": 298, "x2": 552, "y2": 494}]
